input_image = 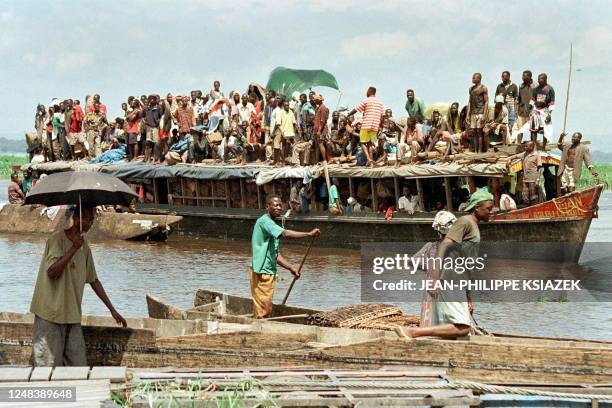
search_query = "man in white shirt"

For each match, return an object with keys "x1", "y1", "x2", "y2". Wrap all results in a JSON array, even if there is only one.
[
  {"x1": 398, "y1": 186, "x2": 419, "y2": 214},
  {"x1": 238, "y1": 94, "x2": 256, "y2": 125}
]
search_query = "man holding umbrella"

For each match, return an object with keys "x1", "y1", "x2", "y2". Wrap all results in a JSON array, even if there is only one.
[{"x1": 26, "y1": 171, "x2": 132, "y2": 366}]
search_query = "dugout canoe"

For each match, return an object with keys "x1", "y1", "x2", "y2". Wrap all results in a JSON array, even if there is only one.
[
  {"x1": 0, "y1": 203, "x2": 182, "y2": 241},
  {"x1": 1, "y1": 311, "x2": 611, "y2": 386}
]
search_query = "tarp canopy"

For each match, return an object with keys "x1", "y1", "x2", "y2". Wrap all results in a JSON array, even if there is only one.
[
  {"x1": 27, "y1": 157, "x2": 546, "y2": 185},
  {"x1": 266, "y1": 67, "x2": 340, "y2": 97}
]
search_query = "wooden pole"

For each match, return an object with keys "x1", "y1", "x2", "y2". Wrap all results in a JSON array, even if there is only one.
[
  {"x1": 415, "y1": 178, "x2": 425, "y2": 211},
  {"x1": 559, "y1": 43, "x2": 573, "y2": 144},
  {"x1": 282, "y1": 235, "x2": 316, "y2": 305},
  {"x1": 444, "y1": 177, "x2": 453, "y2": 211}
]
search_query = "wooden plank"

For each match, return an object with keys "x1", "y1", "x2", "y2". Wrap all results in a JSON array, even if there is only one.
[
  {"x1": 51, "y1": 366, "x2": 90, "y2": 381},
  {"x1": 30, "y1": 366, "x2": 53, "y2": 381},
  {"x1": 180, "y1": 178, "x2": 186, "y2": 206},
  {"x1": 444, "y1": 177, "x2": 453, "y2": 211},
  {"x1": 0, "y1": 367, "x2": 32, "y2": 382},
  {"x1": 210, "y1": 181, "x2": 215, "y2": 208},
  {"x1": 393, "y1": 177, "x2": 400, "y2": 205},
  {"x1": 153, "y1": 179, "x2": 159, "y2": 204},
  {"x1": 370, "y1": 178, "x2": 378, "y2": 211},
  {"x1": 257, "y1": 185, "x2": 262, "y2": 209},
  {"x1": 166, "y1": 179, "x2": 172, "y2": 205},
  {"x1": 240, "y1": 179, "x2": 246, "y2": 209},
  {"x1": 195, "y1": 180, "x2": 201, "y2": 207},
  {"x1": 225, "y1": 180, "x2": 231, "y2": 208},
  {"x1": 415, "y1": 178, "x2": 425, "y2": 211},
  {"x1": 89, "y1": 366, "x2": 127, "y2": 383}
]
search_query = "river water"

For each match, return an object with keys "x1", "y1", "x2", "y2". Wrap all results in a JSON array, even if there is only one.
[{"x1": 1, "y1": 180, "x2": 610, "y2": 340}]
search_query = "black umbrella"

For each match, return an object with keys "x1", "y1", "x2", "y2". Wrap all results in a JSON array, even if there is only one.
[
  {"x1": 24, "y1": 171, "x2": 137, "y2": 232},
  {"x1": 25, "y1": 171, "x2": 137, "y2": 207}
]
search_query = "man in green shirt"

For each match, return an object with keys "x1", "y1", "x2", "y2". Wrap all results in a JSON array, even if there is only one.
[
  {"x1": 405, "y1": 89, "x2": 427, "y2": 123},
  {"x1": 396, "y1": 188, "x2": 493, "y2": 339},
  {"x1": 251, "y1": 194, "x2": 320, "y2": 318},
  {"x1": 30, "y1": 206, "x2": 126, "y2": 366}
]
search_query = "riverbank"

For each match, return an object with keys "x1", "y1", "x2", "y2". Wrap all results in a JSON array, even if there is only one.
[{"x1": 0, "y1": 154, "x2": 27, "y2": 178}]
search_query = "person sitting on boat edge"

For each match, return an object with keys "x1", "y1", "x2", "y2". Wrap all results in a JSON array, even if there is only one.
[
  {"x1": 8, "y1": 172, "x2": 25, "y2": 204},
  {"x1": 395, "y1": 188, "x2": 494, "y2": 339},
  {"x1": 29, "y1": 205, "x2": 127, "y2": 366},
  {"x1": 250, "y1": 195, "x2": 321, "y2": 319}
]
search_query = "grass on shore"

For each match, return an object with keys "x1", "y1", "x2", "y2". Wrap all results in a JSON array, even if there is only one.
[
  {"x1": 577, "y1": 164, "x2": 612, "y2": 190},
  {"x1": 0, "y1": 155, "x2": 28, "y2": 179}
]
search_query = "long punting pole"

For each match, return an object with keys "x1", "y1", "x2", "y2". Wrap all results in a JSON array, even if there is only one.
[{"x1": 559, "y1": 43, "x2": 573, "y2": 144}]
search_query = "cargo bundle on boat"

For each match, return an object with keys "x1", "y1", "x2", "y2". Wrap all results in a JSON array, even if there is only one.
[{"x1": 24, "y1": 151, "x2": 603, "y2": 261}]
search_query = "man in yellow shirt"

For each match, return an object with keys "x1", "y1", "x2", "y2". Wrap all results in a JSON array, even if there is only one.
[
  {"x1": 30, "y1": 206, "x2": 126, "y2": 366},
  {"x1": 273, "y1": 101, "x2": 299, "y2": 166}
]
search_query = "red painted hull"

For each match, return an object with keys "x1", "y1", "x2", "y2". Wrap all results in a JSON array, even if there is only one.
[{"x1": 490, "y1": 184, "x2": 603, "y2": 222}]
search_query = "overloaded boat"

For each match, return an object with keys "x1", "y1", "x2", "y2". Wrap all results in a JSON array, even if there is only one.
[{"x1": 24, "y1": 151, "x2": 603, "y2": 261}]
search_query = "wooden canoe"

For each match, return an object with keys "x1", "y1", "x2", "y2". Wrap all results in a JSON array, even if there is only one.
[
  {"x1": 1, "y1": 311, "x2": 611, "y2": 386},
  {"x1": 147, "y1": 292, "x2": 318, "y2": 324},
  {"x1": 0, "y1": 204, "x2": 182, "y2": 241}
]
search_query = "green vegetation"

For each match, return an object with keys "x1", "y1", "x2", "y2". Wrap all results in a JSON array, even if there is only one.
[
  {"x1": 112, "y1": 378, "x2": 280, "y2": 408},
  {"x1": 0, "y1": 155, "x2": 28, "y2": 179},
  {"x1": 577, "y1": 164, "x2": 612, "y2": 190}
]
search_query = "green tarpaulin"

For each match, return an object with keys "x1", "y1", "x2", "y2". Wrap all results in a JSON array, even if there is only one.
[{"x1": 266, "y1": 67, "x2": 339, "y2": 97}]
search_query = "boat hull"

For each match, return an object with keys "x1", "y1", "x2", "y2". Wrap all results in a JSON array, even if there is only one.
[
  {"x1": 140, "y1": 185, "x2": 603, "y2": 262},
  {"x1": 1, "y1": 311, "x2": 611, "y2": 386},
  {"x1": 0, "y1": 204, "x2": 182, "y2": 241}
]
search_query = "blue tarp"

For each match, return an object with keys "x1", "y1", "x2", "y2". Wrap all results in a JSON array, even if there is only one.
[{"x1": 90, "y1": 145, "x2": 127, "y2": 164}]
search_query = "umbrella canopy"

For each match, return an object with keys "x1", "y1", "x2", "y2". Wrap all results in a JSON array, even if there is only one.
[
  {"x1": 24, "y1": 171, "x2": 137, "y2": 207},
  {"x1": 266, "y1": 67, "x2": 339, "y2": 98}
]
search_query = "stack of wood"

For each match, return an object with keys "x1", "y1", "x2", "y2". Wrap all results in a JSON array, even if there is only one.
[{"x1": 307, "y1": 304, "x2": 419, "y2": 331}]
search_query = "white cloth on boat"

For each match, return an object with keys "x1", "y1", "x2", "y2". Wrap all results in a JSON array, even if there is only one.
[{"x1": 40, "y1": 205, "x2": 63, "y2": 221}]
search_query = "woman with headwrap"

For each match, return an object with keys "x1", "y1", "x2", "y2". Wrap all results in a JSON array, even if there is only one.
[
  {"x1": 410, "y1": 211, "x2": 457, "y2": 327},
  {"x1": 396, "y1": 188, "x2": 494, "y2": 339}
]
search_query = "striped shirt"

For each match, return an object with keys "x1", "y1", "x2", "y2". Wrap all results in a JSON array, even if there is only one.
[{"x1": 356, "y1": 96, "x2": 384, "y2": 131}]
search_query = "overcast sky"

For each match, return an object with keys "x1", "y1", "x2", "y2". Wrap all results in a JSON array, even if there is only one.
[{"x1": 1, "y1": 0, "x2": 611, "y2": 146}]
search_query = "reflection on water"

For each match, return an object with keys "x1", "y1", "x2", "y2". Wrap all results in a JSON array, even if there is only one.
[{"x1": 0, "y1": 179, "x2": 610, "y2": 340}]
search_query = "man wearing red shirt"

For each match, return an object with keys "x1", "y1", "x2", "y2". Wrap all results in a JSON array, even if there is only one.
[{"x1": 87, "y1": 94, "x2": 107, "y2": 117}]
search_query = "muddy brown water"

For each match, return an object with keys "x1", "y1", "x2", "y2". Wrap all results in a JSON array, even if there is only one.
[{"x1": 1, "y1": 180, "x2": 610, "y2": 340}]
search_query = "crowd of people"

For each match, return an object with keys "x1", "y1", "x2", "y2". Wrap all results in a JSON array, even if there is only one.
[{"x1": 30, "y1": 71, "x2": 562, "y2": 168}]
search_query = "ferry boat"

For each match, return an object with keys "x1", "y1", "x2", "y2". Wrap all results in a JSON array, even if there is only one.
[{"x1": 24, "y1": 153, "x2": 603, "y2": 262}]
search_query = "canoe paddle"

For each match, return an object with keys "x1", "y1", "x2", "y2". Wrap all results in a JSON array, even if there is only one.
[{"x1": 282, "y1": 235, "x2": 316, "y2": 305}]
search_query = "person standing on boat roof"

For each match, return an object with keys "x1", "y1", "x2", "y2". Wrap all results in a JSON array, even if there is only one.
[
  {"x1": 347, "y1": 87, "x2": 385, "y2": 167},
  {"x1": 529, "y1": 73, "x2": 555, "y2": 149},
  {"x1": 405, "y1": 89, "x2": 427, "y2": 123},
  {"x1": 30, "y1": 205, "x2": 126, "y2": 366},
  {"x1": 250, "y1": 195, "x2": 321, "y2": 318},
  {"x1": 466, "y1": 73, "x2": 489, "y2": 153},
  {"x1": 396, "y1": 189, "x2": 494, "y2": 339},
  {"x1": 557, "y1": 132, "x2": 598, "y2": 194}
]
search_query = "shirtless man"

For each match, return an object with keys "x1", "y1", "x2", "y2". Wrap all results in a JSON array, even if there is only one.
[
  {"x1": 557, "y1": 132, "x2": 598, "y2": 194},
  {"x1": 466, "y1": 73, "x2": 489, "y2": 153}
]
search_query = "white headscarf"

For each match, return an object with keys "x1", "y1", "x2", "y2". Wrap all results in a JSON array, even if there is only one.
[{"x1": 432, "y1": 211, "x2": 457, "y2": 235}]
